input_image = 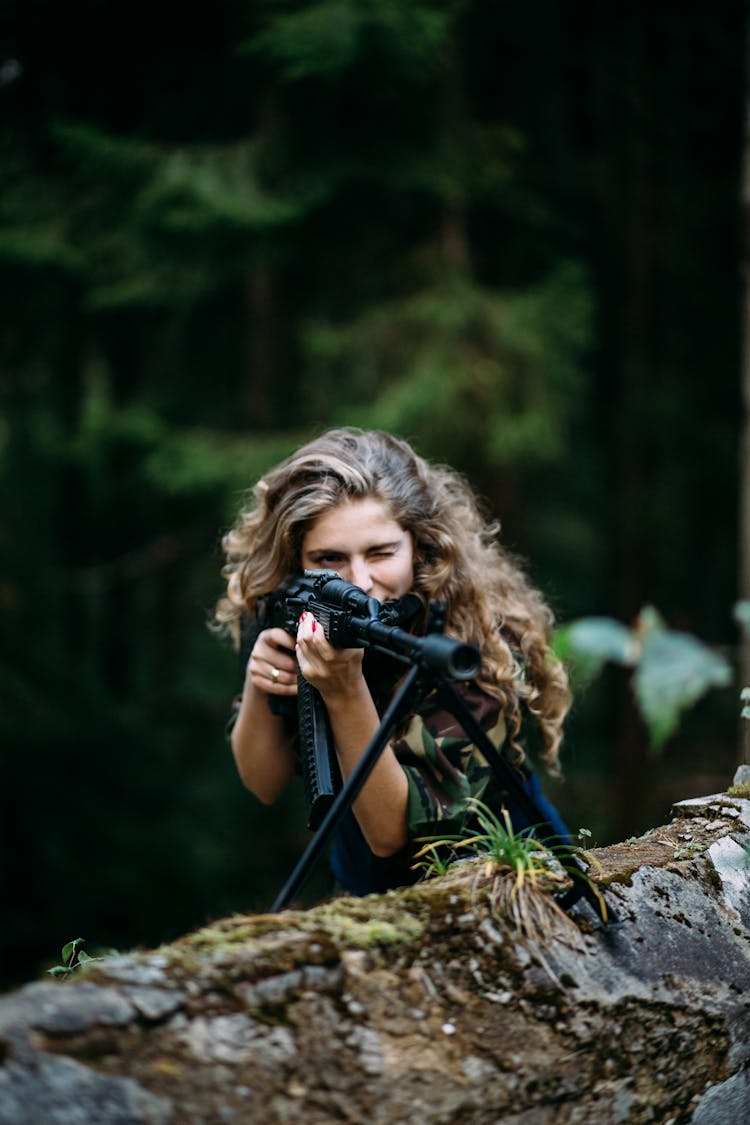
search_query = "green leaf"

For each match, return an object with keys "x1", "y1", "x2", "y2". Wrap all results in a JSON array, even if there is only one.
[
  {"x1": 61, "y1": 938, "x2": 85, "y2": 963},
  {"x1": 734, "y1": 600, "x2": 750, "y2": 638},
  {"x1": 741, "y1": 689, "x2": 750, "y2": 720},
  {"x1": 635, "y1": 605, "x2": 667, "y2": 637},
  {"x1": 47, "y1": 966, "x2": 70, "y2": 977},
  {"x1": 634, "y1": 630, "x2": 733, "y2": 749},
  {"x1": 553, "y1": 617, "x2": 639, "y2": 680}
]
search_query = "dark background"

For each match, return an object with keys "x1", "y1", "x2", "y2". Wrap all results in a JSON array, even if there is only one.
[{"x1": 1, "y1": 0, "x2": 746, "y2": 988}]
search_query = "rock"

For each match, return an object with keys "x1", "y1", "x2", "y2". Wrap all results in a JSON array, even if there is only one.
[
  {"x1": 690, "y1": 1066, "x2": 750, "y2": 1125},
  {"x1": 0, "y1": 1054, "x2": 172, "y2": 1125},
  {"x1": 1, "y1": 790, "x2": 750, "y2": 1123}
]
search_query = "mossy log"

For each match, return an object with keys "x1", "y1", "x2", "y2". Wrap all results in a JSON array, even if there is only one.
[{"x1": 1, "y1": 789, "x2": 750, "y2": 1124}]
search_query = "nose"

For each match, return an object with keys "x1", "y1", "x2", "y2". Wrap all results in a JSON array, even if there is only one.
[{"x1": 349, "y1": 557, "x2": 374, "y2": 593}]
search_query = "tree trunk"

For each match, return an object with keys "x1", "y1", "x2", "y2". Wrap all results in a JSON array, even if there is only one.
[
  {"x1": 1, "y1": 787, "x2": 750, "y2": 1123},
  {"x1": 740, "y1": 26, "x2": 750, "y2": 724}
]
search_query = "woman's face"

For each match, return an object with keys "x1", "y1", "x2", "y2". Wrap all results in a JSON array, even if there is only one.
[{"x1": 301, "y1": 496, "x2": 414, "y2": 602}]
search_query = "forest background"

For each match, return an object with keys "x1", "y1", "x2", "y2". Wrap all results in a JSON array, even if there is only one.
[{"x1": 1, "y1": 0, "x2": 748, "y2": 990}]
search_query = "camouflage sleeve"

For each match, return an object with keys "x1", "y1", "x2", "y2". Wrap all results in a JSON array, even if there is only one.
[{"x1": 391, "y1": 683, "x2": 507, "y2": 841}]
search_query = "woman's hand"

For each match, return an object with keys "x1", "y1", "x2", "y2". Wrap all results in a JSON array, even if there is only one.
[
  {"x1": 246, "y1": 627, "x2": 298, "y2": 697},
  {"x1": 232, "y1": 626, "x2": 297, "y2": 802},
  {"x1": 295, "y1": 611, "x2": 409, "y2": 857},
  {"x1": 295, "y1": 611, "x2": 365, "y2": 700}
]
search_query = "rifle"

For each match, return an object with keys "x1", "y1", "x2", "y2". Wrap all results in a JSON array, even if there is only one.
[
  {"x1": 245, "y1": 570, "x2": 617, "y2": 928},
  {"x1": 247, "y1": 570, "x2": 480, "y2": 828}
]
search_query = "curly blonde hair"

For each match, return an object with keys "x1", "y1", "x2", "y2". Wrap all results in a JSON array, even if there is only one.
[{"x1": 215, "y1": 428, "x2": 570, "y2": 774}]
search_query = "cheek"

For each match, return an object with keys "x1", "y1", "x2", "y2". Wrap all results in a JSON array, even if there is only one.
[{"x1": 385, "y1": 556, "x2": 414, "y2": 594}]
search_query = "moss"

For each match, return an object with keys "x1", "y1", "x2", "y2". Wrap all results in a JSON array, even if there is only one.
[
  {"x1": 312, "y1": 899, "x2": 425, "y2": 948},
  {"x1": 672, "y1": 841, "x2": 705, "y2": 860},
  {"x1": 702, "y1": 856, "x2": 723, "y2": 892},
  {"x1": 246, "y1": 1005, "x2": 290, "y2": 1026},
  {"x1": 595, "y1": 868, "x2": 638, "y2": 888},
  {"x1": 726, "y1": 782, "x2": 750, "y2": 799},
  {"x1": 180, "y1": 915, "x2": 285, "y2": 948}
]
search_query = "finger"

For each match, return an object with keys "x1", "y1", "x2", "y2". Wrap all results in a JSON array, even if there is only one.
[
  {"x1": 264, "y1": 626, "x2": 297, "y2": 650},
  {"x1": 297, "y1": 613, "x2": 334, "y2": 659},
  {"x1": 253, "y1": 630, "x2": 297, "y2": 673},
  {"x1": 265, "y1": 661, "x2": 299, "y2": 687},
  {"x1": 263, "y1": 630, "x2": 298, "y2": 668},
  {"x1": 258, "y1": 678, "x2": 298, "y2": 697},
  {"x1": 247, "y1": 648, "x2": 297, "y2": 686},
  {"x1": 296, "y1": 611, "x2": 320, "y2": 641},
  {"x1": 248, "y1": 661, "x2": 298, "y2": 695}
]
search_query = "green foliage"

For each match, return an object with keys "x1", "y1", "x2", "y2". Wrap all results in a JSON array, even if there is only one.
[
  {"x1": 47, "y1": 938, "x2": 102, "y2": 979},
  {"x1": 72, "y1": 379, "x2": 305, "y2": 500},
  {"x1": 415, "y1": 799, "x2": 570, "y2": 888},
  {"x1": 735, "y1": 603, "x2": 750, "y2": 720},
  {"x1": 304, "y1": 262, "x2": 591, "y2": 472},
  {"x1": 411, "y1": 842, "x2": 456, "y2": 878},
  {"x1": 741, "y1": 688, "x2": 750, "y2": 723},
  {"x1": 460, "y1": 801, "x2": 557, "y2": 877},
  {"x1": 556, "y1": 607, "x2": 734, "y2": 749},
  {"x1": 51, "y1": 127, "x2": 312, "y2": 309},
  {"x1": 416, "y1": 799, "x2": 604, "y2": 936},
  {"x1": 134, "y1": 141, "x2": 309, "y2": 236},
  {"x1": 241, "y1": 0, "x2": 453, "y2": 81},
  {"x1": 0, "y1": 122, "x2": 321, "y2": 311},
  {"x1": 633, "y1": 616, "x2": 733, "y2": 748},
  {"x1": 554, "y1": 617, "x2": 639, "y2": 680}
]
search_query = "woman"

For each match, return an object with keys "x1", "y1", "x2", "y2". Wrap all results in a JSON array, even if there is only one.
[{"x1": 215, "y1": 428, "x2": 571, "y2": 895}]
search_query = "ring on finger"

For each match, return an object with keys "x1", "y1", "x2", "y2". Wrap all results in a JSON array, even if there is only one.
[{"x1": 270, "y1": 666, "x2": 280, "y2": 682}]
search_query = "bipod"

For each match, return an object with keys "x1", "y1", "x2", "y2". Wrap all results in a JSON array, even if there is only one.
[{"x1": 271, "y1": 639, "x2": 619, "y2": 931}]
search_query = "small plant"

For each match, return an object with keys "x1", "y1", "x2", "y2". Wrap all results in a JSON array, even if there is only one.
[
  {"x1": 48, "y1": 937, "x2": 93, "y2": 979},
  {"x1": 47, "y1": 937, "x2": 116, "y2": 979},
  {"x1": 459, "y1": 801, "x2": 558, "y2": 876},
  {"x1": 411, "y1": 841, "x2": 458, "y2": 878},
  {"x1": 414, "y1": 799, "x2": 601, "y2": 937}
]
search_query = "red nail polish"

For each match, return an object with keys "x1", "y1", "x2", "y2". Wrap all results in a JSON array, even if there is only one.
[{"x1": 312, "y1": 620, "x2": 317, "y2": 632}]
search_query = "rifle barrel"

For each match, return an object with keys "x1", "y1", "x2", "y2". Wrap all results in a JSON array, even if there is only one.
[{"x1": 349, "y1": 615, "x2": 480, "y2": 680}]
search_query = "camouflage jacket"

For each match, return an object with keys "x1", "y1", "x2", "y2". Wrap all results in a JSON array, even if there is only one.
[{"x1": 391, "y1": 681, "x2": 510, "y2": 842}]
